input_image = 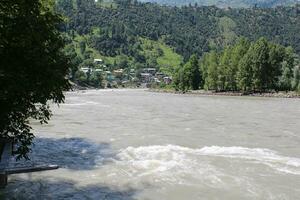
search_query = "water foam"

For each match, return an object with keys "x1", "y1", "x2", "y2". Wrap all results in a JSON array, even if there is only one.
[
  {"x1": 114, "y1": 145, "x2": 300, "y2": 180},
  {"x1": 63, "y1": 101, "x2": 99, "y2": 106},
  {"x1": 114, "y1": 145, "x2": 225, "y2": 187},
  {"x1": 198, "y1": 146, "x2": 300, "y2": 175}
]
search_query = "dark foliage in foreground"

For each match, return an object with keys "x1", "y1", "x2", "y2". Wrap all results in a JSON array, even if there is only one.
[{"x1": 0, "y1": 0, "x2": 70, "y2": 159}]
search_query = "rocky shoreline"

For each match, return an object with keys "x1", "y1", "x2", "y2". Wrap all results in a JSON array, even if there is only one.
[{"x1": 149, "y1": 89, "x2": 300, "y2": 98}]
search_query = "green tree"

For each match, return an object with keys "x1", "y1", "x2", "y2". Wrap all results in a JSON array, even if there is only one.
[
  {"x1": 205, "y1": 52, "x2": 219, "y2": 90},
  {"x1": 199, "y1": 53, "x2": 209, "y2": 87},
  {"x1": 0, "y1": 0, "x2": 70, "y2": 159},
  {"x1": 173, "y1": 55, "x2": 201, "y2": 91},
  {"x1": 64, "y1": 44, "x2": 82, "y2": 81},
  {"x1": 81, "y1": 58, "x2": 95, "y2": 69},
  {"x1": 89, "y1": 72, "x2": 104, "y2": 88},
  {"x1": 250, "y1": 38, "x2": 270, "y2": 91},
  {"x1": 172, "y1": 67, "x2": 181, "y2": 91},
  {"x1": 119, "y1": 59, "x2": 129, "y2": 69},
  {"x1": 75, "y1": 70, "x2": 88, "y2": 84},
  {"x1": 79, "y1": 40, "x2": 86, "y2": 55},
  {"x1": 187, "y1": 55, "x2": 202, "y2": 90},
  {"x1": 292, "y1": 65, "x2": 300, "y2": 92},
  {"x1": 279, "y1": 47, "x2": 295, "y2": 91},
  {"x1": 146, "y1": 57, "x2": 158, "y2": 69},
  {"x1": 268, "y1": 43, "x2": 285, "y2": 89},
  {"x1": 173, "y1": 65, "x2": 190, "y2": 92},
  {"x1": 279, "y1": 61, "x2": 292, "y2": 91},
  {"x1": 237, "y1": 44, "x2": 254, "y2": 92},
  {"x1": 230, "y1": 38, "x2": 250, "y2": 90},
  {"x1": 218, "y1": 47, "x2": 231, "y2": 91}
]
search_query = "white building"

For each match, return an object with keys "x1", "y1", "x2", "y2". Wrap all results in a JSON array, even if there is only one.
[
  {"x1": 94, "y1": 59, "x2": 103, "y2": 65},
  {"x1": 80, "y1": 67, "x2": 90, "y2": 73}
]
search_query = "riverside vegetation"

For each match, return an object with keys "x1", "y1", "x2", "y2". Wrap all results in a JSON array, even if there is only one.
[{"x1": 173, "y1": 38, "x2": 300, "y2": 93}]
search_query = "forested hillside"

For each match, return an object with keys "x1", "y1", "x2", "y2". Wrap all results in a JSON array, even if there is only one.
[
  {"x1": 59, "y1": 0, "x2": 299, "y2": 59},
  {"x1": 56, "y1": 0, "x2": 300, "y2": 89},
  {"x1": 139, "y1": 0, "x2": 299, "y2": 8}
]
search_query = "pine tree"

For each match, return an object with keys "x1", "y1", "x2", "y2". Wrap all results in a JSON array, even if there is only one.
[{"x1": 188, "y1": 55, "x2": 201, "y2": 90}]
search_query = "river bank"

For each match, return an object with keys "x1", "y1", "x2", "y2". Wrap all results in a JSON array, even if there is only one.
[{"x1": 149, "y1": 88, "x2": 300, "y2": 98}]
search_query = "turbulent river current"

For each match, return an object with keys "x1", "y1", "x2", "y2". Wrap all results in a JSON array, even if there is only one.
[{"x1": 4, "y1": 89, "x2": 300, "y2": 199}]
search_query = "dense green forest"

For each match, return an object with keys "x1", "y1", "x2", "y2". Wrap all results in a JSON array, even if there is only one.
[
  {"x1": 139, "y1": 0, "x2": 299, "y2": 8},
  {"x1": 58, "y1": 0, "x2": 300, "y2": 59},
  {"x1": 56, "y1": 0, "x2": 300, "y2": 91},
  {"x1": 173, "y1": 38, "x2": 300, "y2": 92}
]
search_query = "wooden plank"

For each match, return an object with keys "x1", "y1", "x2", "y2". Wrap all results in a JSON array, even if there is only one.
[
  {"x1": 0, "y1": 142, "x2": 11, "y2": 188},
  {"x1": 5, "y1": 165, "x2": 59, "y2": 175},
  {"x1": 0, "y1": 142, "x2": 12, "y2": 170},
  {"x1": 0, "y1": 141, "x2": 59, "y2": 188},
  {"x1": 0, "y1": 172, "x2": 7, "y2": 188}
]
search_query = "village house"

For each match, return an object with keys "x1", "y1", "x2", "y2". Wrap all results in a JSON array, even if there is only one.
[
  {"x1": 80, "y1": 67, "x2": 90, "y2": 74},
  {"x1": 94, "y1": 58, "x2": 103, "y2": 65},
  {"x1": 140, "y1": 73, "x2": 152, "y2": 83},
  {"x1": 163, "y1": 76, "x2": 172, "y2": 84},
  {"x1": 142, "y1": 68, "x2": 156, "y2": 75}
]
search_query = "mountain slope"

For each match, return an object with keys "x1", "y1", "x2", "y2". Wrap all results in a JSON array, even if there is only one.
[
  {"x1": 57, "y1": 0, "x2": 300, "y2": 71},
  {"x1": 139, "y1": 0, "x2": 299, "y2": 8}
]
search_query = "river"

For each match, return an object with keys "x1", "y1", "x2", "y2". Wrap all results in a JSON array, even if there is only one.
[{"x1": 4, "y1": 89, "x2": 300, "y2": 199}]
